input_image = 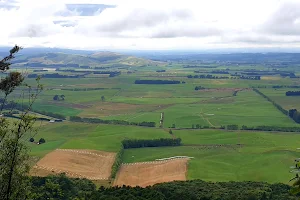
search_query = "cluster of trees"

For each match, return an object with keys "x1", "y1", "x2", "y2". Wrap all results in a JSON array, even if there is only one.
[
  {"x1": 61, "y1": 87, "x2": 107, "y2": 91},
  {"x1": 28, "y1": 73, "x2": 82, "y2": 78},
  {"x1": 94, "y1": 66, "x2": 110, "y2": 70},
  {"x1": 51, "y1": 69, "x2": 121, "y2": 77},
  {"x1": 194, "y1": 70, "x2": 229, "y2": 74},
  {"x1": 111, "y1": 145, "x2": 124, "y2": 179},
  {"x1": 122, "y1": 138, "x2": 182, "y2": 149},
  {"x1": 286, "y1": 91, "x2": 300, "y2": 96},
  {"x1": 195, "y1": 86, "x2": 205, "y2": 90},
  {"x1": 226, "y1": 125, "x2": 239, "y2": 130},
  {"x1": 33, "y1": 69, "x2": 48, "y2": 72},
  {"x1": 53, "y1": 94, "x2": 65, "y2": 101},
  {"x1": 29, "y1": 138, "x2": 46, "y2": 144},
  {"x1": 156, "y1": 70, "x2": 166, "y2": 72},
  {"x1": 253, "y1": 89, "x2": 288, "y2": 115},
  {"x1": 191, "y1": 124, "x2": 210, "y2": 129},
  {"x1": 184, "y1": 65, "x2": 217, "y2": 68},
  {"x1": 289, "y1": 73, "x2": 298, "y2": 78},
  {"x1": 239, "y1": 75, "x2": 261, "y2": 80},
  {"x1": 135, "y1": 80, "x2": 181, "y2": 84},
  {"x1": 28, "y1": 175, "x2": 297, "y2": 200},
  {"x1": 69, "y1": 116, "x2": 156, "y2": 127},
  {"x1": 272, "y1": 85, "x2": 300, "y2": 89},
  {"x1": 93, "y1": 71, "x2": 121, "y2": 77},
  {"x1": 289, "y1": 109, "x2": 300, "y2": 124},
  {"x1": 187, "y1": 74, "x2": 230, "y2": 79}
]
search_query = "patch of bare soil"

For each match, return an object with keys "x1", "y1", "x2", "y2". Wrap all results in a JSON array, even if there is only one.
[
  {"x1": 30, "y1": 149, "x2": 116, "y2": 180},
  {"x1": 114, "y1": 159, "x2": 188, "y2": 187}
]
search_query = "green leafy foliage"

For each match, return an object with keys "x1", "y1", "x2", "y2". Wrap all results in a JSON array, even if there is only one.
[
  {"x1": 39, "y1": 138, "x2": 46, "y2": 144},
  {"x1": 122, "y1": 138, "x2": 181, "y2": 149},
  {"x1": 111, "y1": 145, "x2": 124, "y2": 179},
  {"x1": 70, "y1": 116, "x2": 155, "y2": 127},
  {"x1": 28, "y1": 176, "x2": 297, "y2": 200}
]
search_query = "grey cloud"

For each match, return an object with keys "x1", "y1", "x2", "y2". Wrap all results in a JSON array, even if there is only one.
[
  {"x1": 53, "y1": 20, "x2": 77, "y2": 27},
  {"x1": 150, "y1": 26, "x2": 221, "y2": 38},
  {"x1": 11, "y1": 24, "x2": 62, "y2": 37},
  {"x1": 261, "y1": 2, "x2": 300, "y2": 35},
  {"x1": 224, "y1": 34, "x2": 300, "y2": 45},
  {"x1": 95, "y1": 8, "x2": 193, "y2": 33}
]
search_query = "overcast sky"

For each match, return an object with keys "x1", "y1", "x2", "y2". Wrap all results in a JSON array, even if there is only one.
[{"x1": 0, "y1": 0, "x2": 300, "y2": 50}]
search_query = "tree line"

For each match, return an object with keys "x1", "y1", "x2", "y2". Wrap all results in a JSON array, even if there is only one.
[
  {"x1": 1, "y1": 100, "x2": 66, "y2": 120},
  {"x1": 289, "y1": 109, "x2": 300, "y2": 124},
  {"x1": 122, "y1": 138, "x2": 181, "y2": 149},
  {"x1": 56, "y1": 69, "x2": 121, "y2": 77},
  {"x1": 253, "y1": 89, "x2": 300, "y2": 124},
  {"x1": 61, "y1": 87, "x2": 120, "y2": 91},
  {"x1": 111, "y1": 145, "x2": 124, "y2": 179},
  {"x1": 69, "y1": 116, "x2": 156, "y2": 127},
  {"x1": 195, "y1": 86, "x2": 205, "y2": 90},
  {"x1": 239, "y1": 75, "x2": 261, "y2": 80},
  {"x1": 194, "y1": 70, "x2": 229, "y2": 74},
  {"x1": 187, "y1": 74, "x2": 230, "y2": 79},
  {"x1": 253, "y1": 88, "x2": 288, "y2": 115},
  {"x1": 272, "y1": 85, "x2": 300, "y2": 89},
  {"x1": 286, "y1": 91, "x2": 300, "y2": 96},
  {"x1": 241, "y1": 125, "x2": 300, "y2": 132},
  {"x1": 189, "y1": 123, "x2": 300, "y2": 132},
  {"x1": 135, "y1": 80, "x2": 181, "y2": 84},
  {"x1": 28, "y1": 175, "x2": 297, "y2": 200},
  {"x1": 93, "y1": 71, "x2": 121, "y2": 77}
]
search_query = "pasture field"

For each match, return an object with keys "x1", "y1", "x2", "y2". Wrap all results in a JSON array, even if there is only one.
[
  {"x1": 29, "y1": 122, "x2": 171, "y2": 157},
  {"x1": 260, "y1": 88, "x2": 300, "y2": 111},
  {"x1": 122, "y1": 129, "x2": 300, "y2": 183},
  {"x1": 30, "y1": 120, "x2": 300, "y2": 184},
  {"x1": 23, "y1": 74, "x2": 300, "y2": 128},
  {"x1": 11, "y1": 56, "x2": 300, "y2": 186}
]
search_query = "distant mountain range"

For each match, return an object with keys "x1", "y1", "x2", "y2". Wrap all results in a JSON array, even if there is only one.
[
  {"x1": 0, "y1": 47, "x2": 162, "y2": 67},
  {"x1": 1, "y1": 47, "x2": 300, "y2": 66}
]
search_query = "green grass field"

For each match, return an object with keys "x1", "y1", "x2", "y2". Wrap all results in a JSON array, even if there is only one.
[
  {"x1": 122, "y1": 129, "x2": 300, "y2": 183},
  {"x1": 260, "y1": 88, "x2": 300, "y2": 111},
  {"x1": 17, "y1": 60, "x2": 300, "y2": 185}
]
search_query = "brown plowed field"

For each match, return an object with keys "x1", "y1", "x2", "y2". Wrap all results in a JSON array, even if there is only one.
[
  {"x1": 30, "y1": 149, "x2": 116, "y2": 180},
  {"x1": 114, "y1": 159, "x2": 188, "y2": 187}
]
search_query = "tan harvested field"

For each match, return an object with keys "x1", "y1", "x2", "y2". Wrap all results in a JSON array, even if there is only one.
[
  {"x1": 114, "y1": 159, "x2": 188, "y2": 187},
  {"x1": 30, "y1": 149, "x2": 116, "y2": 180}
]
